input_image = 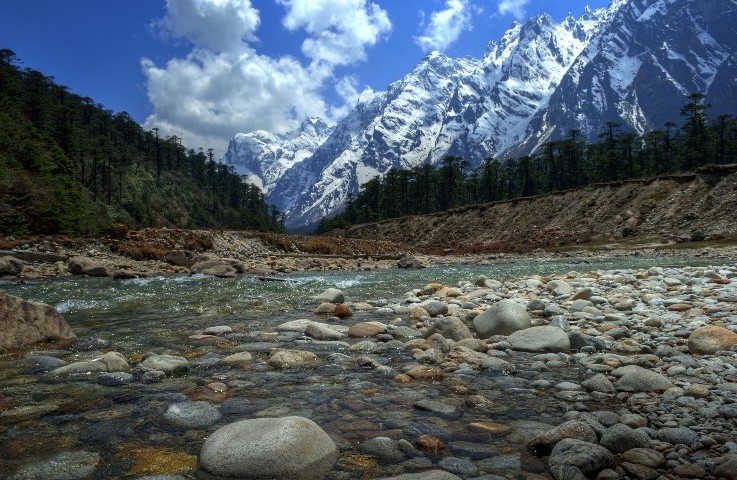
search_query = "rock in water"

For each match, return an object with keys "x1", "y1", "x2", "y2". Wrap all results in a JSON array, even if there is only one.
[
  {"x1": 507, "y1": 326, "x2": 570, "y2": 353},
  {"x1": 198, "y1": 416, "x2": 338, "y2": 480},
  {"x1": 473, "y1": 299, "x2": 531, "y2": 338},
  {"x1": 0, "y1": 291, "x2": 76, "y2": 353},
  {"x1": 397, "y1": 255, "x2": 425, "y2": 269},
  {"x1": 314, "y1": 288, "x2": 345, "y2": 303},
  {"x1": 377, "y1": 472, "x2": 462, "y2": 480}
]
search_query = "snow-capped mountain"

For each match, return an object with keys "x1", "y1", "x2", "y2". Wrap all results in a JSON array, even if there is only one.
[
  {"x1": 224, "y1": 0, "x2": 737, "y2": 230},
  {"x1": 225, "y1": 117, "x2": 334, "y2": 194}
]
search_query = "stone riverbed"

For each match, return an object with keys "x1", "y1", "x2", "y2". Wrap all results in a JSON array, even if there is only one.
[{"x1": 0, "y1": 259, "x2": 736, "y2": 479}]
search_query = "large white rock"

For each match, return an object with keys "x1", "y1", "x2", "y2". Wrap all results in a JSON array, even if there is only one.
[
  {"x1": 473, "y1": 299, "x2": 531, "y2": 338},
  {"x1": 507, "y1": 326, "x2": 570, "y2": 353},
  {"x1": 198, "y1": 416, "x2": 339, "y2": 480}
]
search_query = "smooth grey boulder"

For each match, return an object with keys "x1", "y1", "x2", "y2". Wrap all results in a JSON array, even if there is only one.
[
  {"x1": 426, "y1": 316, "x2": 473, "y2": 341},
  {"x1": 473, "y1": 299, "x2": 531, "y2": 338},
  {"x1": 600, "y1": 424, "x2": 651, "y2": 453},
  {"x1": 315, "y1": 288, "x2": 345, "y2": 303},
  {"x1": 164, "y1": 401, "x2": 221, "y2": 429},
  {"x1": 656, "y1": 427, "x2": 699, "y2": 446},
  {"x1": 198, "y1": 416, "x2": 338, "y2": 480},
  {"x1": 51, "y1": 352, "x2": 130, "y2": 375},
  {"x1": 267, "y1": 349, "x2": 319, "y2": 369},
  {"x1": 138, "y1": 354, "x2": 189, "y2": 375},
  {"x1": 527, "y1": 421, "x2": 598, "y2": 455},
  {"x1": 358, "y1": 436, "x2": 406, "y2": 463},
  {"x1": 0, "y1": 291, "x2": 77, "y2": 353},
  {"x1": 191, "y1": 259, "x2": 237, "y2": 278},
  {"x1": 305, "y1": 322, "x2": 346, "y2": 341},
  {"x1": 548, "y1": 439, "x2": 614, "y2": 478},
  {"x1": 507, "y1": 326, "x2": 570, "y2": 353},
  {"x1": 581, "y1": 374, "x2": 616, "y2": 394},
  {"x1": 612, "y1": 365, "x2": 673, "y2": 392},
  {"x1": 67, "y1": 256, "x2": 111, "y2": 277},
  {"x1": 420, "y1": 300, "x2": 449, "y2": 317}
]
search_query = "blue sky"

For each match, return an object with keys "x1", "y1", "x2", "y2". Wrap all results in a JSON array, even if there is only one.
[{"x1": 1, "y1": 0, "x2": 609, "y2": 156}]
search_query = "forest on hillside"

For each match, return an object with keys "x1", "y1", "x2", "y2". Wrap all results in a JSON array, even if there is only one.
[
  {"x1": 318, "y1": 93, "x2": 737, "y2": 233},
  {"x1": 0, "y1": 49, "x2": 283, "y2": 237}
]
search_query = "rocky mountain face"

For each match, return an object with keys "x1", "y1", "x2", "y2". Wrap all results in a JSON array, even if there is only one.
[{"x1": 225, "y1": 0, "x2": 737, "y2": 230}]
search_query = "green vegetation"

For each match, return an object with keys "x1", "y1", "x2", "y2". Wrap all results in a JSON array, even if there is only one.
[
  {"x1": 0, "y1": 49, "x2": 283, "y2": 236},
  {"x1": 318, "y1": 93, "x2": 737, "y2": 233}
]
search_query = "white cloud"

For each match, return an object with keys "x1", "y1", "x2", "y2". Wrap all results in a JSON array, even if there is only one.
[
  {"x1": 414, "y1": 0, "x2": 473, "y2": 52},
  {"x1": 160, "y1": 0, "x2": 260, "y2": 52},
  {"x1": 497, "y1": 0, "x2": 530, "y2": 20},
  {"x1": 278, "y1": 0, "x2": 392, "y2": 66},
  {"x1": 143, "y1": 0, "x2": 390, "y2": 158}
]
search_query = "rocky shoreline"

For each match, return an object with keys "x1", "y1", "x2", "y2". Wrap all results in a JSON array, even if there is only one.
[
  {"x1": 1, "y1": 229, "x2": 737, "y2": 281},
  {"x1": 1, "y1": 258, "x2": 736, "y2": 479}
]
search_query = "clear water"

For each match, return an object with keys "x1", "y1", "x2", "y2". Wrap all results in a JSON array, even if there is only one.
[{"x1": 0, "y1": 255, "x2": 729, "y2": 478}]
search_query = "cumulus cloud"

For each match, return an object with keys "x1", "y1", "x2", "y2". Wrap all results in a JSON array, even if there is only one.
[
  {"x1": 159, "y1": 0, "x2": 260, "y2": 52},
  {"x1": 279, "y1": 0, "x2": 392, "y2": 66},
  {"x1": 142, "y1": 0, "x2": 391, "y2": 158},
  {"x1": 497, "y1": 0, "x2": 530, "y2": 20},
  {"x1": 414, "y1": 0, "x2": 473, "y2": 52}
]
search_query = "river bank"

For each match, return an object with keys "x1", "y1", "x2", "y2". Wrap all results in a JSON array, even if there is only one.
[
  {"x1": 2, "y1": 228, "x2": 737, "y2": 281},
  {"x1": 1, "y1": 257, "x2": 736, "y2": 479}
]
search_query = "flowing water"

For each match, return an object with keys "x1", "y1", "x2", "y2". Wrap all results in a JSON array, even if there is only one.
[{"x1": 0, "y1": 255, "x2": 730, "y2": 478}]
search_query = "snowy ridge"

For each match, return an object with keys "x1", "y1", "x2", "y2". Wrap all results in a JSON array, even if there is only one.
[{"x1": 224, "y1": 0, "x2": 737, "y2": 230}]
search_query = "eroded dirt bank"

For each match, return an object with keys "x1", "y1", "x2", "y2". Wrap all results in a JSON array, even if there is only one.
[{"x1": 332, "y1": 165, "x2": 737, "y2": 253}]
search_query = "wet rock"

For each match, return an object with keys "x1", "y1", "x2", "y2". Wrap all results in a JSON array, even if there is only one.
[
  {"x1": 507, "y1": 326, "x2": 570, "y2": 353},
  {"x1": 581, "y1": 374, "x2": 616, "y2": 394},
  {"x1": 425, "y1": 316, "x2": 472, "y2": 341},
  {"x1": 688, "y1": 325, "x2": 737, "y2": 355},
  {"x1": 713, "y1": 454, "x2": 737, "y2": 480},
  {"x1": 0, "y1": 291, "x2": 77, "y2": 353},
  {"x1": 314, "y1": 302, "x2": 336, "y2": 314},
  {"x1": 315, "y1": 288, "x2": 345, "y2": 303},
  {"x1": 620, "y1": 448, "x2": 666, "y2": 469},
  {"x1": 198, "y1": 416, "x2": 338, "y2": 480},
  {"x1": 164, "y1": 401, "x2": 221, "y2": 429},
  {"x1": 332, "y1": 303, "x2": 351, "y2": 318},
  {"x1": 98, "y1": 371, "x2": 134, "y2": 386},
  {"x1": 68, "y1": 256, "x2": 112, "y2": 277},
  {"x1": 51, "y1": 351, "x2": 130, "y2": 375},
  {"x1": 8, "y1": 451, "x2": 100, "y2": 480},
  {"x1": 611, "y1": 365, "x2": 673, "y2": 392},
  {"x1": 24, "y1": 354, "x2": 67, "y2": 374},
  {"x1": 190, "y1": 259, "x2": 237, "y2": 278},
  {"x1": 527, "y1": 421, "x2": 598, "y2": 455},
  {"x1": 306, "y1": 322, "x2": 346, "y2": 340},
  {"x1": 203, "y1": 325, "x2": 232, "y2": 336},
  {"x1": 414, "y1": 399, "x2": 457, "y2": 416},
  {"x1": 358, "y1": 436, "x2": 406, "y2": 463},
  {"x1": 437, "y1": 456, "x2": 478, "y2": 477},
  {"x1": 548, "y1": 439, "x2": 614, "y2": 478},
  {"x1": 473, "y1": 299, "x2": 531, "y2": 338},
  {"x1": 348, "y1": 322, "x2": 385, "y2": 338},
  {"x1": 397, "y1": 255, "x2": 425, "y2": 269},
  {"x1": 656, "y1": 427, "x2": 699, "y2": 446},
  {"x1": 600, "y1": 424, "x2": 651, "y2": 453},
  {"x1": 420, "y1": 300, "x2": 448, "y2": 317},
  {"x1": 267, "y1": 349, "x2": 319, "y2": 369},
  {"x1": 139, "y1": 354, "x2": 189, "y2": 375},
  {"x1": 547, "y1": 280, "x2": 573, "y2": 296}
]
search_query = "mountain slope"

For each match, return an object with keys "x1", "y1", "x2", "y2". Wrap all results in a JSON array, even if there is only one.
[{"x1": 225, "y1": 0, "x2": 737, "y2": 230}]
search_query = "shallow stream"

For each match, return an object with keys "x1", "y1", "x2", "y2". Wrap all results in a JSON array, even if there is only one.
[{"x1": 0, "y1": 255, "x2": 730, "y2": 478}]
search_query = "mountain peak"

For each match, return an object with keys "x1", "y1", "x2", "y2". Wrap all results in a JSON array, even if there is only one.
[{"x1": 223, "y1": 0, "x2": 737, "y2": 230}]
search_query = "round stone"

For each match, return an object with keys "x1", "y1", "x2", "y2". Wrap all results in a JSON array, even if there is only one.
[{"x1": 198, "y1": 416, "x2": 338, "y2": 480}]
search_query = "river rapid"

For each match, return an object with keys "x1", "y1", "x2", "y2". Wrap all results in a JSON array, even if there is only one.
[{"x1": 0, "y1": 255, "x2": 734, "y2": 479}]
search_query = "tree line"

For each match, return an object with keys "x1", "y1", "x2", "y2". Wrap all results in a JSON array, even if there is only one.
[
  {"x1": 317, "y1": 93, "x2": 736, "y2": 233},
  {"x1": 0, "y1": 49, "x2": 283, "y2": 236}
]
